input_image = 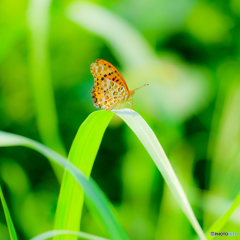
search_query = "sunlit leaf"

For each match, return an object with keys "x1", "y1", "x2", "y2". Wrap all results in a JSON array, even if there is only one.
[
  {"x1": 115, "y1": 109, "x2": 206, "y2": 240},
  {"x1": 54, "y1": 110, "x2": 114, "y2": 240}
]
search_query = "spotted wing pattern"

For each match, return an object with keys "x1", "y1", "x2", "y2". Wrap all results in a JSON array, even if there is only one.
[
  {"x1": 90, "y1": 59, "x2": 130, "y2": 111},
  {"x1": 92, "y1": 59, "x2": 129, "y2": 91},
  {"x1": 91, "y1": 78, "x2": 128, "y2": 111}
]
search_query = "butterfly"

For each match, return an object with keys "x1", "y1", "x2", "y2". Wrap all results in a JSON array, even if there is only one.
[{"x1": 90, "y1": 59, "x2": 148, "y2": 112}]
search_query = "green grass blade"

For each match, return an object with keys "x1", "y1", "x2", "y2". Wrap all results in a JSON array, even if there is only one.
[
  {"x1": 0, "y1": 185, "x2": 18, "y2": 240},
  {"x1": 115, "y1": 109, "x2": 206, "y2": 240},
  {"x1": 31, "y1": 230, "x2": 109, "y2": 240},
  {"x1": 54, "y1": 110, "x2": 114, "y2": 240},
  {"x1": 0, "y1": 130, "x2": 130, "y2": 240},
  {"x1": 27, "y1": 0, "x2": 66, "y2": 181},
  {"x1": 206, "y1": 192, "x2": 240, "y2": 239}
]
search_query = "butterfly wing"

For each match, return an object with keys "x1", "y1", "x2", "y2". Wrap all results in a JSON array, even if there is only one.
[
  {"x1": 91, "y1": 59, "x2": 129, "y2": 91},
  {"x1": 91, "y1": 77, "x2": 128, "y2": 111}
]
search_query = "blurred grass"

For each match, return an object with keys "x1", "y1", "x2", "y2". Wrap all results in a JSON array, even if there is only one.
[
  {"x1": 0, "y1": 185, "x2": 18, "y2": 240},
  {"x1": 32, "y1": 230, "x2": 110, "y2": 240},
  {"x1": 0, "y1": 131, "x2": 130, "y2": 240},
  {"x1": 27, "y1": 0, "x2": 66, "y2": 181},
  {"x1": 210, "y1": 79, "x2": 240, "y2": 194},
  {"x1": 206, "y1": 192, "x2": 240, "y2": 239},
  {"x1": 154, "y1": 141, "x2": 195, "y2": 240},
  {"x1": 66, "y1": 1, "x2": 156, "y2": 68}
]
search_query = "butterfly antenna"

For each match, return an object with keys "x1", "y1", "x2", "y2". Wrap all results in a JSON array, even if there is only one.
[{"x1": 134, "y1": 84, "x2": 149, "y2": 91}]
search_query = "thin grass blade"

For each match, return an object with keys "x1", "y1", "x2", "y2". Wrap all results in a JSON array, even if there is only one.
[
  {"x1": 115, "y1": 109, "x2": 206, "y2": 240},
  {"x1": 0, "y1": 185, "x2": 18, "y2": 240},
  {"x1": 206, "y1": 192, "x2": 240, "y2": 239}
]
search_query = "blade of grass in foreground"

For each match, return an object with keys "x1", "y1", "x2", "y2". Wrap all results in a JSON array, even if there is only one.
[
  {"x1": 206, "y1": 192, "x2": 240, "y2": 239},
  {"x1": 0, "y1": 131, "x2": 130, "y2": 240},
  {"x1": 54, "y1": 110, "x2": 114, "y2": 240},
  {"x1": 115, "y1": 109, "x2": 206, "y2": 240},
  {"x1": 0, "y1": 185, "x2": 18, "y2": 240},
  {"x1": 31, "y1": 230, "x2": 109, "y2": 240}
]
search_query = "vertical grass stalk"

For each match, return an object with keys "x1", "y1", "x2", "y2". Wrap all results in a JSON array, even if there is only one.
[{"x1": 27, "y1": 0, "x2": 66, "y2": 181}]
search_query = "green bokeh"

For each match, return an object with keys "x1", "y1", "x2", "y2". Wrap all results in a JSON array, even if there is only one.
[{"x1": 0, "y1": 0, "x2": 240, "y2": 239}]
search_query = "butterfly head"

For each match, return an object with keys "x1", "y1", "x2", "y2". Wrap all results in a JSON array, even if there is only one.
[{"x1": 128, "y1": 90, "x2": 135, "y2": 98}]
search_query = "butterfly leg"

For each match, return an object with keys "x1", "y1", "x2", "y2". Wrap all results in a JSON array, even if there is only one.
[
  {"x1": 114, "y1": 104, "x2": 118, "y2": 114},
  {"x1": 112, "y1": 102, "x2": 122, "y2": 114},
  {"x1": 130, "y1": 99, "x2": 134, "y2": 116},
  {"x1": 118, "y1": 102, "x2": 122, "y2": 110},
  {"x1": 130, "y1": 99, "x2": 134, "y2": 111},
  {"x1": 106, "y1": 103, "x2": 117, "y2": 112},
  {"x1": 107, "y1": 103, "x2": 119, "y2": 113},
  {"x1": 127, "y1": 100, "x2": 134, "y2": 117}
]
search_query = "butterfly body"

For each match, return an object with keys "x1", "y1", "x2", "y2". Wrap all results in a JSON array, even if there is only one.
[{"x1": 90, "y1": 59, "x2": 147, "y2": 111}]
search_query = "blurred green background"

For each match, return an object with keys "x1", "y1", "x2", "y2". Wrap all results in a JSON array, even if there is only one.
[{"x1": 0, "y1": 0, "x2": 240, "y2": 239}]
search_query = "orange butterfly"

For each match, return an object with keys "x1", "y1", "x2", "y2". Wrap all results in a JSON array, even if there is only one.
[{"x1": 90, "y1": 59, "x2": 148, "y2": 111}]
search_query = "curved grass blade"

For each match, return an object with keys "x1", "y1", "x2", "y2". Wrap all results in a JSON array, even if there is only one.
[
  {"x1": 115, "y1": 109, "x2": 206, "y2": 240},
  {"x1": 0, "y1": 131, "x2": 130, "y2": 240},
  {"x1": 54, "y1": 110, "x2": 114, "y2": 240},
  {"x1": 206, "y1": 192, "x2": 240, "y2": 239},
  {"x1": 0, "y1": 185, "x2": 18, "y2": 240},
  {"x1": 66, "y1": 1, "x2": 156, "y2": 68},
  {"x1": 31, "y1": 230, "x2": 109, "y2": 240}
]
